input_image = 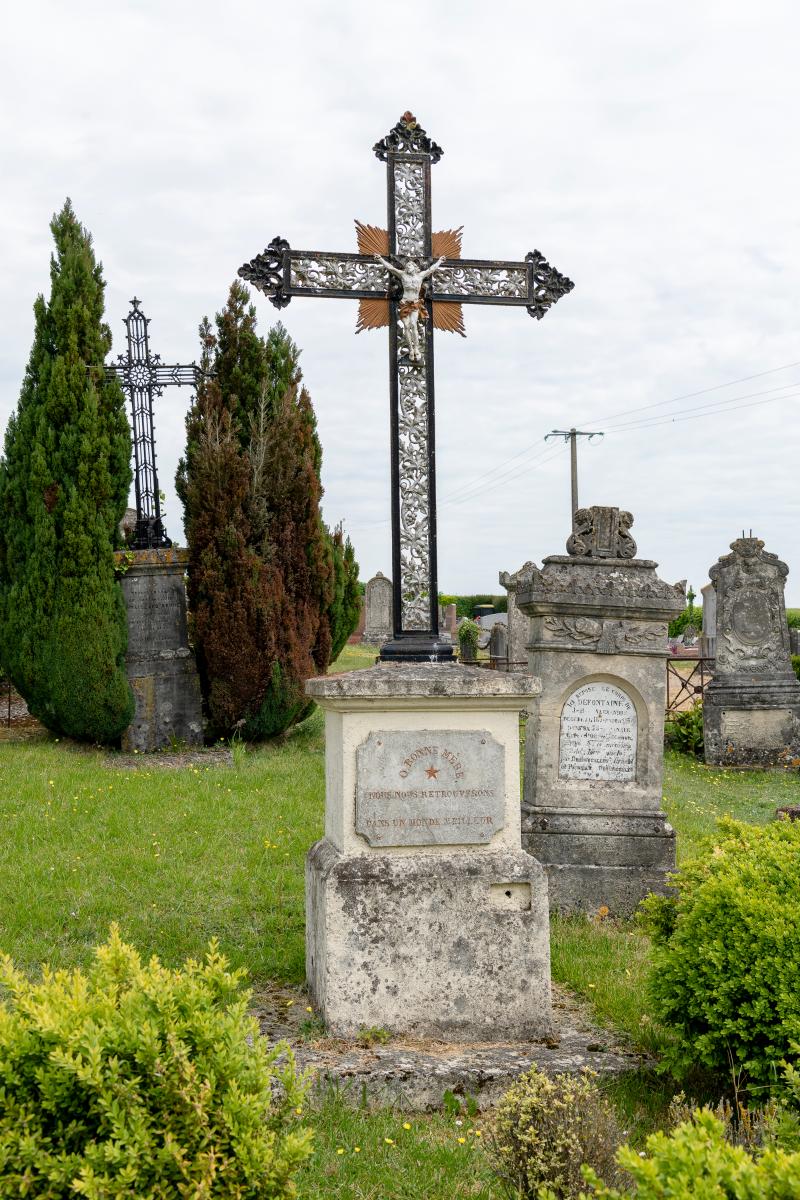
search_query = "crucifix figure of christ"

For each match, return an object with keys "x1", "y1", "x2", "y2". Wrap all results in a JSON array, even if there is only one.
[
  {"x1": 105, "y1": 298, "x2": 202, "y2": 550},
  {"x1": 239, "y1": 112, "x2": 574, "y2": 662}
]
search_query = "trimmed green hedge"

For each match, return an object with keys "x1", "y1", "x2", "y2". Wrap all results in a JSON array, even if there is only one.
[
  {"x1": 639, "y1": 817, "x2": 800, "y2": 1089},
  {"x1": 439, "y1": 593, "x2": 508, "y2": 618},
  {"x1": 0, "y1": 928, "x2": 312, "y2": 1196}
]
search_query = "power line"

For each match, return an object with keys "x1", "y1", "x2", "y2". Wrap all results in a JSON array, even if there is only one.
[
  {"x1": 427, "y1": 359, "x2": 800, "y2": 506},
  {"x1": 606, "y1": 389, "x2": 800, "y2": 435},
  {"x1": 602, "y1": 378, "x2": 800, "y2": 432},
  {"x1": 441, "y1": 439, "x2": 556, "y2": 503},
  {"x1": 589, "y1": 359, "x2": 800, "y2": 425},
  {"x1": 439, "y1": 443, "x2": 569, "y2": 509}
]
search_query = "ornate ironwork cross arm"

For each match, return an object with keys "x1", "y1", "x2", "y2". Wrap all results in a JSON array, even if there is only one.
[
  {"x1": 239, "y1": 241, "x2": 574, "y2": 320},
  {"x1": 105, "y1": 359, "x2": 202, "y2": 393},
  {"x1": 239, "y1": 238, "x2": 390, "y2": 305},
  {"x1": 525, "y1": 250, "x2": 575, "y2": 320}
]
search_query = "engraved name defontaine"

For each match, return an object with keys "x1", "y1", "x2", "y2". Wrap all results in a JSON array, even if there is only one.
[
  {"x1": 558, "y1": 682, "x2": 638, "y2": 782},
  {"x1": 355, "y1": 729, "x2": 505, "y2": 846}
]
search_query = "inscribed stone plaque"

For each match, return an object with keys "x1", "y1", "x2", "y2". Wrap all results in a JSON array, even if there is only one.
[
  {"x1": 355, "y1": 729, "x2": 505, "y2": 847},
  {"x1": 559, "y1": 682, "x2": 637, "y2": 781},
  {"x1": 721, "y1": 708, "x2": 792, "y2": 748}
]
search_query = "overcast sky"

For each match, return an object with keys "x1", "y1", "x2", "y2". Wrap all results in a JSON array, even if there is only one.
[{"x1": 2, "y1": 1, "x2": 799, "y2": 602}]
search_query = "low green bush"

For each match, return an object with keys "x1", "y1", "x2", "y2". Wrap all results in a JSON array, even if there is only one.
[
  {"x1": 664, "y1": 701, "x2": 704, "y2": 756},
  {"x1": 583, "y1": 1110, "x2": 800, "y2": 1198},
  {"x1": 0, "y1": 927, "x2": 312, "y2": 1197},
  {"x1": 458, "y1": 618, "x2": 480, "y2": 661},
  {"x1": 786, "y1": 609, "x2": 800, "y2": 630},
  {"x1": 792, "y1": 655, "x2": 800, "y2": 682},
  {"x1": 639, "y1": 818, "x2": 800, "y2": 1089},
  {"x1": 491, "y1": 1066, "x2": 625, "y2": 1199}
]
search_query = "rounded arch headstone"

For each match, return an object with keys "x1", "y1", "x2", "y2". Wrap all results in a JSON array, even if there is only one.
[
  {"x1": 515, "y1": 505, "x2": 684, "y2": 916},
  {"x1": 362, "y1": 571, "x2": 393, "y2": 645}
]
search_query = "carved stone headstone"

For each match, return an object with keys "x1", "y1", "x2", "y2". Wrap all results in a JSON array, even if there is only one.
[
  {"x1": 516, "y1": 506, "x2": 684, "y2": 915},
  {"x1": 499, "y1": 562, "x2": 536, "y2": 668},
  {"x1": 305, "y1": 665, "x2": 551, "y2": 1040},
  {"x1": 703, "y1": 536, "x2": 800, "y2": 765},
  {"x1": 116, "y1": 548, "x2": 203, "y2": 752},
  {"x1": 444, "y1": 603, "x2": 458, "y2": 638},
  {"x1": 362, "y1": 571, "x2": 393, "y2": 645}
]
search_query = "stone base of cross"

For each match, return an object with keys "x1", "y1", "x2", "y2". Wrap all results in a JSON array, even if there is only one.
[{"x1": 240, "y1": 113, "x2": 573, "y2": 661}]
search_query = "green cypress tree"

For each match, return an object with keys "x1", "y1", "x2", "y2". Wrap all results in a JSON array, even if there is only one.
[
  {"x1": 0, "y1": 200, "x2": 133, "y2": 741},
  {"x1": 327, "y1": 524, "x2": 361, "y2": 663}
]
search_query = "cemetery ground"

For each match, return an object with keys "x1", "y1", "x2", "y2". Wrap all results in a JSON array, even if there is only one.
[{"x1": 1, "y1": 642, "x2": 798, "y2": 1197}]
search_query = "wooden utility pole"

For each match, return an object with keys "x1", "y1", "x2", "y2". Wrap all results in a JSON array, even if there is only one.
[{"x1": 545, "y1": 427, "x2": 604, "y2": 515}]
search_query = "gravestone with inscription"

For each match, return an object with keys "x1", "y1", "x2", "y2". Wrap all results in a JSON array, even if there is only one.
[
  {"x1": 703, "y1": 535, "x2": 800, "y2": 765},
  {"x1": 115, "y1": 548, "x2": 203, "y2": 752},
  {"x1": 305, "y1": 663, "x2": 552, "y2": 1040},
  {"x1": 362, "y1": 571, "x2": 393, "y2": 645},
  {"x1": 516, "y1": 506, "x2": 684, "y2": 915}
]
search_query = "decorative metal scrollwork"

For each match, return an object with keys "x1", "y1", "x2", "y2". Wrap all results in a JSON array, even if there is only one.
[
  {"x1": 394, "y1": 162, "x2": 426, "y2": 258},
  {"x1": 290, "y1": 255, "x2": 388, "y2": 293},
  {"x1": 434, "y1": 264, "x2": 528, "y2": 299},
  {"x1": 525, "y1": 250, "x2": 575, "y2": 320},
  {"x1": 396, "y1": 353, "x2": 431, "y2": 629},
  {"x1": 374, "y1": 111, "x2": 443, "y2": 164},
  {"x1": 238, "y1": 236, "x2": 291, "y2": 308}
]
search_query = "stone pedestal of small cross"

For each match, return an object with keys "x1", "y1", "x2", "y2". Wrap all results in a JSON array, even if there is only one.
[
  {"x1": 105, "y1": 299, "x2": 201, "y2": 549},
  {"x1": 240, "y1": 112, "x2": 573, "y2": 662}
]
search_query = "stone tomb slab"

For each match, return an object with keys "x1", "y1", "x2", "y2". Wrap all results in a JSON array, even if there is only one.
[
  {"x1": 355, "y1": 729, "x2": 504, "y2": 846},
  {"x1": 721, "y1": 708, "x2": 793, "y2": 748},
  {"x1": 558, "y1": 682, "x2": 637, "y2": 782}
]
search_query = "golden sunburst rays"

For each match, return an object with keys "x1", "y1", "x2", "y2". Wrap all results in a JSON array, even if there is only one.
[{"x1": 354, "y1": 220, "x2": 466, "y2": 337}]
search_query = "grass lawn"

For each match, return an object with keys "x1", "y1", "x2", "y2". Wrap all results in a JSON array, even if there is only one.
[{"x1": 2, "y1": 649, "x2": 798, "y2": 1195}]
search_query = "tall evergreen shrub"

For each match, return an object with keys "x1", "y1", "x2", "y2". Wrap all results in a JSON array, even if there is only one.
[
  {"x1": 0, "y1": 200, "x2": 133, "y2": 741},
  {"x1": 328, "y1": 524, "x2": 361, "y2": 662},
  {"x1": 178, "y1": 284, "x2": 358, "y2": 739}
]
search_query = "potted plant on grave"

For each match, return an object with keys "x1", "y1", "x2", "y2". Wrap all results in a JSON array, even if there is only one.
[{"x1": 458, "y1": 619, "x2": 480, "y2": 663}]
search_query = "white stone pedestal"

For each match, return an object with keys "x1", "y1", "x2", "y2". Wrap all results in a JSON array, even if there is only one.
[{"x1": 305, "y1": 663, "x2": 552, "y2": 1041}]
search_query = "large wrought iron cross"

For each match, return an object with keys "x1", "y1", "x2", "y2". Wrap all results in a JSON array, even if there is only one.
[
  {"x1": 106, "y1": 298, "x2": 201, "y2": 549},
  {"x1": 239, "y1": 113, "x2": 574, "y2": 662}
]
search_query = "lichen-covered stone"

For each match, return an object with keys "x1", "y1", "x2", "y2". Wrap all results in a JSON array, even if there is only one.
[
  {"x1": 117, "y1": 551, "x2": 203, "y2": 752},
  {"x1": 703, "y1": 536, "x2": 800, "y2": 765},
  {"x1": 517, "y1": 510, "x2": 683, "y2": 916},
  {"x1": 305, "y1": 662, "x2": 551, "y2": 1040}
]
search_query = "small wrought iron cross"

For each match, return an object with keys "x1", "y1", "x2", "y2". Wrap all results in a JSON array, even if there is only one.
[
  {"x1": 239, "y1": 113, "x2": 574, "y2": 662},
  {"x1": 105, "y1": 298, "x2": 201, "y2": 549}
]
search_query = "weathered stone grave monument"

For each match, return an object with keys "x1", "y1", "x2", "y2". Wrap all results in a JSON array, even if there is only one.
[
  {"x1": 517, "y1": 506, "x2": 684, "y2": 915},
  {"x1": 305, "y1": 665, "x2": 549, "y2": 1037},
  {"x1": 703, "y1": 534, "x2": 800, "y2": 765},
  {"x1": 500, "y1": 562, "x2": 536, "y2": 669},
  {"x1": 116, "y1": 547, "x2": 203, "y2": 752},
  {"x1": 240, "y1": 112, "x2": 573, "y2": 1037},
  {"x1": 105, "y1": 298, "x2": 203, "y2": 751},
  {"x1": 362, "y1": 571, "x2": 393, "y2": 645}
]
